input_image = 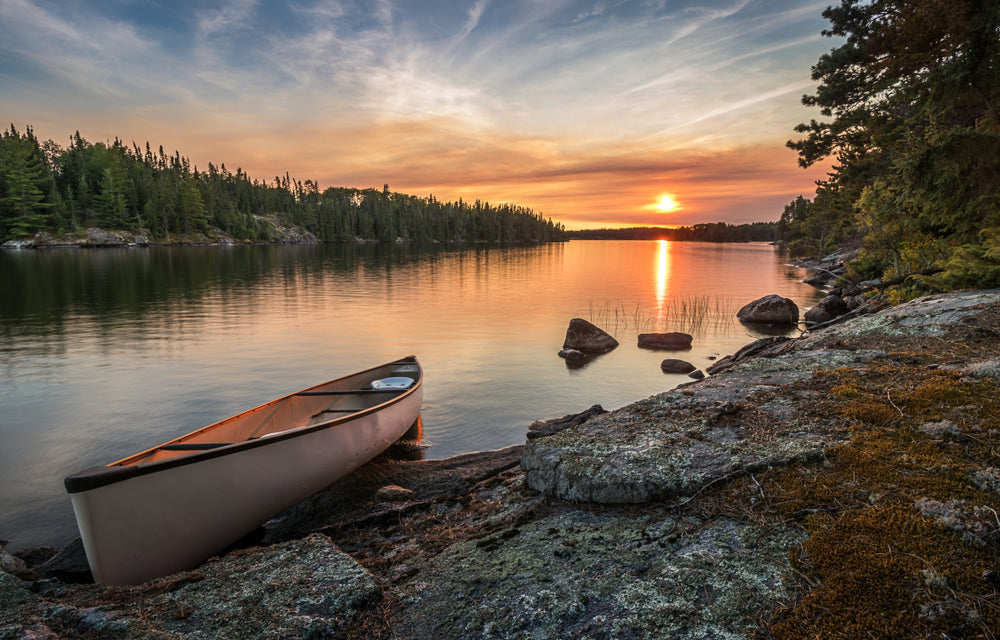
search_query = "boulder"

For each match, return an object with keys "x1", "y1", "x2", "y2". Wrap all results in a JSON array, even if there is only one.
[
  {"x1": 637, "y1": 332, "x2": 693, "y2": 350},
  {"x1": 34, "y1": 537, "x2": 92, "y2": 583},
  {"x1": 804, "y1": 294, "x2": 850, "y2": 325},
  {"x1": 736, "y1": 295, "x2": 799, "y2": 326},
  {"x1": 660, "y1": 359, "x2": 696, "y2": 374},
  {"x1": 562, "y1": 318, "x2": 618, "y2": 354}
]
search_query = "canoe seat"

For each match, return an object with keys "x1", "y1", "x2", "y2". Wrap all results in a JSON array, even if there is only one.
[
  {"x1": 161, "y1": 442, "x2": 233, "y2": 451},
  {"x1": 370, "y1": 376, "x2": 414, "y2": 390}
]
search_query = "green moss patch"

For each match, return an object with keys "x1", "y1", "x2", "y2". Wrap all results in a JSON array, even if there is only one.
[{"x1": 758, "y1": 364, "x2": 1000, "y2": 639}]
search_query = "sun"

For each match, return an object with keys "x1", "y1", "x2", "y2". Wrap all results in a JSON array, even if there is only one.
[{"x1": 656, "y1": 195, "x2": 678, "y2": 212}]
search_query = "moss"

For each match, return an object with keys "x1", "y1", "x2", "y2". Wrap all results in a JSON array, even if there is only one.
[{"x1": 756, "y1": 362, "x2": 1000, "y2": 640}]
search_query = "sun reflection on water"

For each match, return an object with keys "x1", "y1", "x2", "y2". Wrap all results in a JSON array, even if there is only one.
[{"x1": 656, "y1": 239, "x2": 670, "y2": 308}]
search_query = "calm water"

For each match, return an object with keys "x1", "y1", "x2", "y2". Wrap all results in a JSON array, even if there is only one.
[{"x1": 0, "y1": 240, "x2": 823, "y2": 550}]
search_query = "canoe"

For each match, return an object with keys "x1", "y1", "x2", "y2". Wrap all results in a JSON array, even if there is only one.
[{"x1": 64, "y1": 356, "x2": 423, "y2": 585}]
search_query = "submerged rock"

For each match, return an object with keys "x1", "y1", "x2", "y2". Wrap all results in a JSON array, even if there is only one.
[
  {"x1": 638, "y1": 332, "x2": 693, "y2": 350},
  {"x1": 737, "y1": 294, "x2": 799, "y2": 326},
  {"x1": 562, "y1": 318, "x2": 619, "y2": 354}
]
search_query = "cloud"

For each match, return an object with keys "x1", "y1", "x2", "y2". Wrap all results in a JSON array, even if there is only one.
[
  {"x1": 196, "y1": 0, "x2": 258, "y2": 37},
  {"x1": 1, "y1": 0, "x2": 838, "y2": 230}
]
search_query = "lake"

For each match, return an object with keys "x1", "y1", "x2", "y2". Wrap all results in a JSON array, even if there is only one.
[{"x1": 0, "y1": 240, "x2": 824, "y2": 550}]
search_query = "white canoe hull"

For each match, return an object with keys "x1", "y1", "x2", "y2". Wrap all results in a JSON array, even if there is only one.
[{"x1": 66, "y1": 357, "x2": 422, "y2": 585}]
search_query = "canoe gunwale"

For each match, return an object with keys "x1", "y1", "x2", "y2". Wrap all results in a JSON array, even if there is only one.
[{"x1": 64, "y1": 356, "x2": 421, "y2": 495}]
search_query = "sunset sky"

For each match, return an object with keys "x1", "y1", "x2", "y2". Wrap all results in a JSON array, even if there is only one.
[{"x1": 0, "y1": 0, "x2": 839, "y2": 229}]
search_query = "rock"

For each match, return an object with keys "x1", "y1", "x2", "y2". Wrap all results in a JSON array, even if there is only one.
[
  {"x1": 803, "y1": 272, "x2": 832, "y2": 286},
  {"x1": 637, "y1": 332, "x2": 693, "y2": 350},
  {"x1": 13, "y1": 546, "x2": 60, "y2": 568},
  {"x1": 660, "y1": 359, "x2": 696, "y2": 374},
  {"x1": 557, "y1": 348, "x2": 589, "y2": 362},
  {"x1": 527, "y1": 405, "x2": 607, "y2": 440},
  {"x1": 521, "y1": 363, "x2": 838, "y2": 503},
  {"x1": 688, "y1": 369, "x2": 705, "y2": 380},
  {"x1": 35, "y1": 537, "x2": 92, "y2": 583},
  {"x1": 804, "y1": 294, "x2": 850, "y2": 325},
  {"x1": 0, "y1": 550, "x2": 27, "y2": 576},
  {"x1": 705, "y1": 355, "x2": 734, "y2": 375},
  {"x1": 737, "y1": 295, "x2": 799, "y2": 325},
  {"x1": 733, "y1": 336, "x2": 793, "y2": 361},
  {"x1": 562, "y1": 318, "x2": 619, "y2": 354},
  {"x1": 395, "y1": 511, "x2": 803, "y2": 640},
  {"x1": 376, "y1": 485, "x2": 416, "y2": 502},
  {"x1": 703, "y1": 337, "x2": 793, "y2": 376},
  {"x1": 149, "y1": 535, "x2": 378, "y2": 637}
]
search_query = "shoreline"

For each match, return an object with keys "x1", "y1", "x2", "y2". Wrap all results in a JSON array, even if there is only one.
[{"x1": 5, "y1": 289, "x2": 1000, "y2": 638}]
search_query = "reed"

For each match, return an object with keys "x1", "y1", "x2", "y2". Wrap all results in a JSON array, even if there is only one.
[{"x1": 586, "y1": 295, "x2": 736, "y2": 335}]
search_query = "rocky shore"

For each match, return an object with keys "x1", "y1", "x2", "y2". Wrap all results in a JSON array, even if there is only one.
[
  {"x1": 4, "y1": 290, "x2": 1000, "y2": 639},
  {"x1": 0, "y1": 218, "x2": 319, "y2": 249}
]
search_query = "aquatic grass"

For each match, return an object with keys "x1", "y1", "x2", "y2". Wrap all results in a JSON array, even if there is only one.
[{"x1": 586, "y1": 295, "x2": 737, "y2": 335}]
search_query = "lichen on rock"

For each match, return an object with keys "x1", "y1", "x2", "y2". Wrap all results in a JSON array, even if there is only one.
[{"x1": 395, "y1": 508, "x2": 803, "y2": 640}]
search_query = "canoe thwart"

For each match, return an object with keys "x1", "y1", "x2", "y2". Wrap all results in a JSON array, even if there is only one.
[{"x1": 310, "y1": 408, "x2": 359, "y2": 418}]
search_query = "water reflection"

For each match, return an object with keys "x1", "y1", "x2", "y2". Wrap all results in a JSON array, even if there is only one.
[
  {"x1": 0, "y1": 240, "x2": 824, "y2": 550},
  {"x1": 655, "y1": 240, "x2": 670, "y2": 307}
]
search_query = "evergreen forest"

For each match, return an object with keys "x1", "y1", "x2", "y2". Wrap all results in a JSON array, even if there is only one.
[
  {"x1": 0, "y1": 128, "x2": 565, "y2": 244},
  {"x1": 779, "y1": 0, "x2": 1000, "y2": 291}
]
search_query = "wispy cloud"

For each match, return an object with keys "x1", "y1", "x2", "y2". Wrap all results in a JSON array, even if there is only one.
[
  {"x1": 196, "y1": 0, "x2": 258, "y2": 37},
  {"x1": 0, "y1": 0, "x2": 837, "y2": 228}
]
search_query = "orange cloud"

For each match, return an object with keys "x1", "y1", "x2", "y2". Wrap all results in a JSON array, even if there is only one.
[{"x1": 26, "y1": 114, "x2": 827, "y2": 230}]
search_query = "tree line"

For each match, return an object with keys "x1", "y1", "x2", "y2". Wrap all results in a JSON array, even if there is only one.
[
  {"x1": 779, "y1": 0, "x2": 1000, "y2": 290},
  {"x1": 0, "y1": 126, "x2": 566, "y2": 244},
  {"x1": 570, "y1": 221, "x2": 778, "y2": 242}
]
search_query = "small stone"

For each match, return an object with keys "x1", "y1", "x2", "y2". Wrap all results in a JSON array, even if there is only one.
[
  {"x1": 705, "y1": 355, "x2": 734, "y2": 375},
  {"x1": 661, "y1": 359, "x2": 696, "y2": 374},
  {"x1": 688, "y1": 370, "x2": 705, "y2": 380}
]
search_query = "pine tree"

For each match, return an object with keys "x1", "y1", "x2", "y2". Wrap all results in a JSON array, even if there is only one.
[{"x1": 0, "y1": 126, "x2": 53, "y2": 239}]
